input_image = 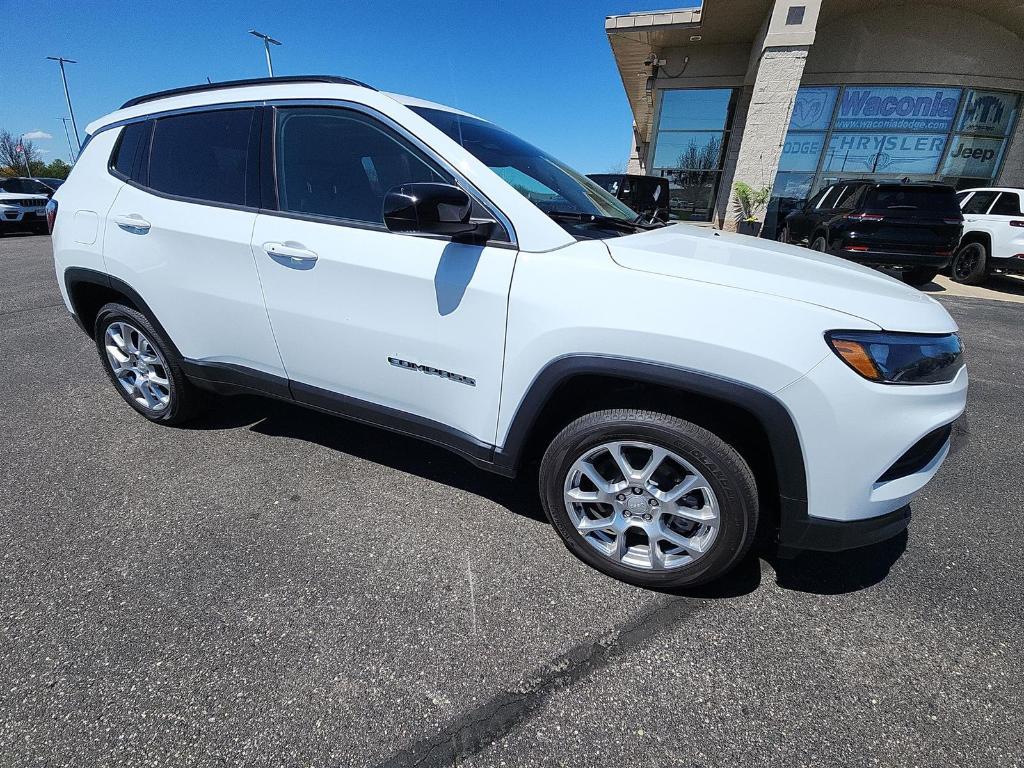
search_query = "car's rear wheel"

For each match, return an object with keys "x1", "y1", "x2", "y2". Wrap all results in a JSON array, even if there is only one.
[
  {"x1": 810, "y1": 235, "x2": 827, "y2": 252},
  {"x1": 949, "y1": 242, "x2": 988, "y2": 285},
  {"x1": 94, "y1": 303, "x2": 205, "y2": 425},
  {"x1": 901, "y1": 267, "x2": 939, "y2": 286},
  {"x1": 539, "y1": 409, "x2": 758, "y2": 589}
]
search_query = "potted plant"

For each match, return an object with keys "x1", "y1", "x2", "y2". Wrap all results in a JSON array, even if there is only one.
[{"x1": 733, "y1": 181, "x2": 772, "y2": 236}]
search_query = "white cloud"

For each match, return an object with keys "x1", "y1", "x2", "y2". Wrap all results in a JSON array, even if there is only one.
[{"x1": 23, "y1": 130, "x2": 53, "y2": 140}]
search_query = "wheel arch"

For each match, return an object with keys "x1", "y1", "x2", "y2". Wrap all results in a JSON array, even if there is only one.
[
  {"x1": 958, "y1": 229, "x2": 992, "y2": 255},
  {"x1": 63, "y1": 267, "x2": 182, "y2": 357},
  {"x1": 493, "y1": 355, "x2": 808, "y2": 508}
]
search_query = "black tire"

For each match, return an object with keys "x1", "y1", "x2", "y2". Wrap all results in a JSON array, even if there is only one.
[
  {"x1": 94, "y1": 302, "x2": 205, "y2": 425},
  {"x1": 539, "y1": 409, "x2": 758, "y2": 589},
  {"x1": 949, "y1": 242, "x2": 988, "y2": 285},
  {"x1": 810, "y1": 234, "x2": 828, "y2": 252},
  {"x1": 901, "y1": 267, "x2": 939, "y2": 286}
]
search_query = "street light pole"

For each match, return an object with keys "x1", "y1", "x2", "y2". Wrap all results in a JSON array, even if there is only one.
[
  {"x1": 248, "y1": 30, "x2": 281, "y2": 77},
  {"x1": 58, "y1": 117, "x2": 77, "y2": 163},
  {"x1": 46, "y1": 57, "x2": 82, "y2": 153},
  {"x1": 18, "y1": 135, "x2": 33, "y2": 177}
]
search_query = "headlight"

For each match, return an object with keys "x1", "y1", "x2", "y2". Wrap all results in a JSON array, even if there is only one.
[{"x1": 826, "y1": 331, "x2": 963, "y2": 384}]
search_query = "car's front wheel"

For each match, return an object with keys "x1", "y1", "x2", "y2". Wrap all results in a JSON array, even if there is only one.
[
  {"x1": 810, "y1": 235, "x2": 828, "y2": 252},
  {"x1": 94, "y1": 303, "x2": 205, "y2": 425},
  {"x1": 539, "y1": 409, "x2": 758, "y2": 589},
  {"x1": 949, "y1": 242, "x2": 988, "y2": 285}
]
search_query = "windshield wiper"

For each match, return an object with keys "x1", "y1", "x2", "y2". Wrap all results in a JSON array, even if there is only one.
[{"x1": 544, "y1": 210, "x2": 644, "y2": 232}]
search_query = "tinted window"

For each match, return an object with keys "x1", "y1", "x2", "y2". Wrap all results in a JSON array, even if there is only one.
[
  {"x1": 834, "y1": 185, "x2": 862, "y2": 211},
  {"x1": 866, "y1": 186, "x2": 960, "y2": 215},
  {"x1": 0, "y1": 177, "x2": 51, "y2": 194},
  {"x1": 275, "y1": 107, "x2": 450, "y2": 225},
  {"x1": 111, "y1": 121, "x2": 149, "y2": 180},
  {"x1": 148, "y1": 109, "x2": 254, "y2": 205},
  {"x1": 990, "y1": 192, "x2": 1022, "y2": 217},
  {"x1": 962, "y1": 190, "x2": 999, "y2": 214},
  {"x1": 814, "y1": 186, "x2": 838, "y2": 209}
]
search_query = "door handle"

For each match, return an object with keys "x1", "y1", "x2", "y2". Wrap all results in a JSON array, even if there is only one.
[
  {"x1": 263, "y1": 241, "x2": 319, "y2": 268},
  {"x1": 112, "y1": 214, "x2": 151, "y2": 234}
]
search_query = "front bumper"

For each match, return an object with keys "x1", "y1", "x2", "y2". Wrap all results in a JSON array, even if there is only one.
[{"x1": 773, "y1": 352, "x2": 967, "y2": 550}]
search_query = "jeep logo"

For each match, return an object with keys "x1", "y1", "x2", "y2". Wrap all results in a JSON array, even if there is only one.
[{"x1": 950, "y1": 143, "x2": 997, "y2": 163}]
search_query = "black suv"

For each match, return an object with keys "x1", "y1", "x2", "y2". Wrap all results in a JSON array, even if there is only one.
[
  {"x1": 780, "y1": 181, "x2": 963, "y2": 285},
  {"x1": 588, "y1": 173, "x2": 671, "y2": 223}
]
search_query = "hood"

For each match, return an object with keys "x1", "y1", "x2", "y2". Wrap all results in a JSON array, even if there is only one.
[
  {"x1": 0, "y1": 193, "x2": 49, "y2": 202},
  {"x1": 606, "y1": 224, "x2": 957, "y2": 333}
]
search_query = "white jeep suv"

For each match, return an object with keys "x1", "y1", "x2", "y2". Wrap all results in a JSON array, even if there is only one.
[
  {"x1": 50, "y1": 77, "x2": 968, "y2": 588},
  {"x1": 953, "y1": 187, "x2": 1024, "y2": 284},
  {"x1": 0, "y1": 177, "x2": 51, "y2": 235}
]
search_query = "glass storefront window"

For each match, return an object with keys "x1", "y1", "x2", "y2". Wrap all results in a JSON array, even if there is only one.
[
  {"x1": 957, "y1": 90, "x2": 1019, "y2": 136},
  {"x1": 767, "y1": 84, "x2": 1020, "y2": 217},
  {"x1": 650, "y1": 88, "x2": 735, "y2": 222},
  {"x1": 822, "y1": 133, "x2": 948, "y2": 174}
]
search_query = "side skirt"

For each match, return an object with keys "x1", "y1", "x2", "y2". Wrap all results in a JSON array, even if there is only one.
[{"x1": 181, "y1": 359, "x2": 512, "y2": 477}]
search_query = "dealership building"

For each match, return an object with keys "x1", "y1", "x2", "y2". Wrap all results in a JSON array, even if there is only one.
[{"x1": 605, "y1": 0, "x2": 1024, "y2": 233}]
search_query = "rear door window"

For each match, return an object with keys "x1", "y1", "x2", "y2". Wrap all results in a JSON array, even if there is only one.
[
  {"x1": 147, "y1": 108, "x2": 256, "y2": 206},
  {"x1": 961, "y1": 190, "x2": 999, "y2": 215},
  {"x1": 989, "y1": 192, "x2": 1022, "y2": 217}
]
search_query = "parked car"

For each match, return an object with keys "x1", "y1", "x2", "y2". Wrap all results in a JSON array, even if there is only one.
[
  {"x1": 50, "y1": 76, "x2": 967, "y2": 589},
  {"x1": 36, "y1": 177, "x2": 66, "y2": 193},
  {"x1": 780, "y1": 181, "x2": 963, "y2": 286},
  {"x1": 0, "y1": 176, "x2": 58, "y2": 198},
  {"x1": 951, "y1": 187, "x2": 1024, "y2": 284},
  {"x1": 0, "y1": 184, "x2": 49, "y2": 235},
  {"x1": 587, "y1": 173, "x2": 670, "y2": 223}
]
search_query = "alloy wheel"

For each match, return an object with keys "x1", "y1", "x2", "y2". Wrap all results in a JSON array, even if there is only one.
[
  {"x1": 103, "y1": 321, "x2": 171, "y2": 412},
  {"x1": 953, "y1": 245, "x2": 982, "y2": 281},
  {"x1": 562, "y1": 440, "x2": 720, "y2": 571}
]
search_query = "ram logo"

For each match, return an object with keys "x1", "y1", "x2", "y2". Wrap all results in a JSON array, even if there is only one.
[{"x1": 388, "y1": 357, "x2": 476, "y2": 386}]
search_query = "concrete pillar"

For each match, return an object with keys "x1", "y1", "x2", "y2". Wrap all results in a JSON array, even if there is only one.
[
  {"x1": 720, "y1": 46, "x2": 809, "y2": 231},
  {"x1": 718, "y1": 0, "x2": 820, "y2": 232},
  {"x1": 626, "y1": 125, "x2": 648, "y2": 175},
  {"x1": 996, "y1": 117, "x2": 1024, "y2": 187}
]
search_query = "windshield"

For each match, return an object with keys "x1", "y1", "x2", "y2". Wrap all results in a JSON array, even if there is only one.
[
  {"x1": 411, "y1": 106, "x2": 639, "y2": 226},
  {"x1": 0, "y1": 177, "x2": 51, "y2": 195}
]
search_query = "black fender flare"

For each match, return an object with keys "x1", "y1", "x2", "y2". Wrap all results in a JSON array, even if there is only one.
[
  {"x1": 63, "y1": 267, "x2": 184, "y2": 358},
  {"x1": 491, "y1": 354, "x2": 808, "y2": 507}
]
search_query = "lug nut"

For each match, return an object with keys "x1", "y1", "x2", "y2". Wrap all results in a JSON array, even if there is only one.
[
  {"x1": 648, "y1": 498, "x2": 659, "y2": 507},
  {"x1": 616, "y1": 493, "x2": 626, "y2": 502},
  {"x1": 642, "y1": 513, "x2": 652, "y2": 521},
  {"x1": 632, "y1": 487, "x2": 643, "y2": 495},
  {"x1": 623, "y1": 510, "x2": 632, "y2": 518}
]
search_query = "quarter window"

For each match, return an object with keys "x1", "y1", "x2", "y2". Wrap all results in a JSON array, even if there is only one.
[
  {"x1": 990, "y1": 192, "x2": 1022, "y2": 217},
  {"x1": 961, "y1": 190, "x2": 999, "y2": 214},
  {"x1": 110, "y1": 121, "x2": 150, "y2": 181},
  {"x1": 147, "y1": 109, "x2": 255, "y2": 206},
  {"x1": 274, "y1": 107, "x2": 449, "y2": 225}
]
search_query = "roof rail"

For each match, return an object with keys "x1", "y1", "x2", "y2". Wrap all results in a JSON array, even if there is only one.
[{"x1": 120, "y1": 75, "x2": 374, "y2": 109}]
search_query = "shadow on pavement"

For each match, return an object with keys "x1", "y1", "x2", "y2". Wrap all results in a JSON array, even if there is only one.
[
  {"x1": 766, "y1": 530, "x2": 908, "y2": 595},
  {"x1": 185, "y1": 394, "x2": 908, "y2": 598},
  {"x1": 189, "y1": 394, "x2": 545, "y2": 524}
]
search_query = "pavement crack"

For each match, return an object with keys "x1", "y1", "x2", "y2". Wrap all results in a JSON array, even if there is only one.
[{"x1": 372, "y1": 594, "x2": 705, "y2": 768}]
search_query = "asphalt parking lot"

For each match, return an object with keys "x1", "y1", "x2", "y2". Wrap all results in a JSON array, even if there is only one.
[{"x1": 1, "y1": 233, "x2": 1022, "y2": 768}]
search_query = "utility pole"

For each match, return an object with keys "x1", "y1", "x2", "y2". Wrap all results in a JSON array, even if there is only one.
[
  {"x1": 46, "y1": 57, "x2": 82, "y2": 153},
  {"x1": 248, "y1": 30, "x2": 281, "y2": 77},
  {"x1": 58, "y1": 118, "x2": 77, "y2": 163},
  {"x1": 18, "y1": 135, "x2": 33, "y2": 177}
]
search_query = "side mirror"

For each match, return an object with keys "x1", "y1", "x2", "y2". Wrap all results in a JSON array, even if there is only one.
[{"x1": 383, "y1": 182, "x2": 495, "y2": 243}]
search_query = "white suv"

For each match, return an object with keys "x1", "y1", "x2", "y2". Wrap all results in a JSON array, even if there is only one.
[
  {"x1": 953, "y1": 187, "x2": 1024, "y2": 284},
  {"x1": 0, "y1": 177, "x2": 51, "y2": 235},
  {"x1": 50, "y1": 77, "x2": 968, "y2": 588}
]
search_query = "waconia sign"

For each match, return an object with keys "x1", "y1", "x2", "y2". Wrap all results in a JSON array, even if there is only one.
[{"x1": 835, "y1": 86, "x2": 961, "y2": 132}]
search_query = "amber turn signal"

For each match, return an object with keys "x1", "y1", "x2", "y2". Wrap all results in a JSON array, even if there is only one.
[{"x1": 828, "y1": 338, "x2": 882, "y2": 380}]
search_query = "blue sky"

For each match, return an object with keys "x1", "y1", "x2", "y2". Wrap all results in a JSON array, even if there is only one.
[{"x1": 0, "y1": 0, "x2": 695, "y2": 172}]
